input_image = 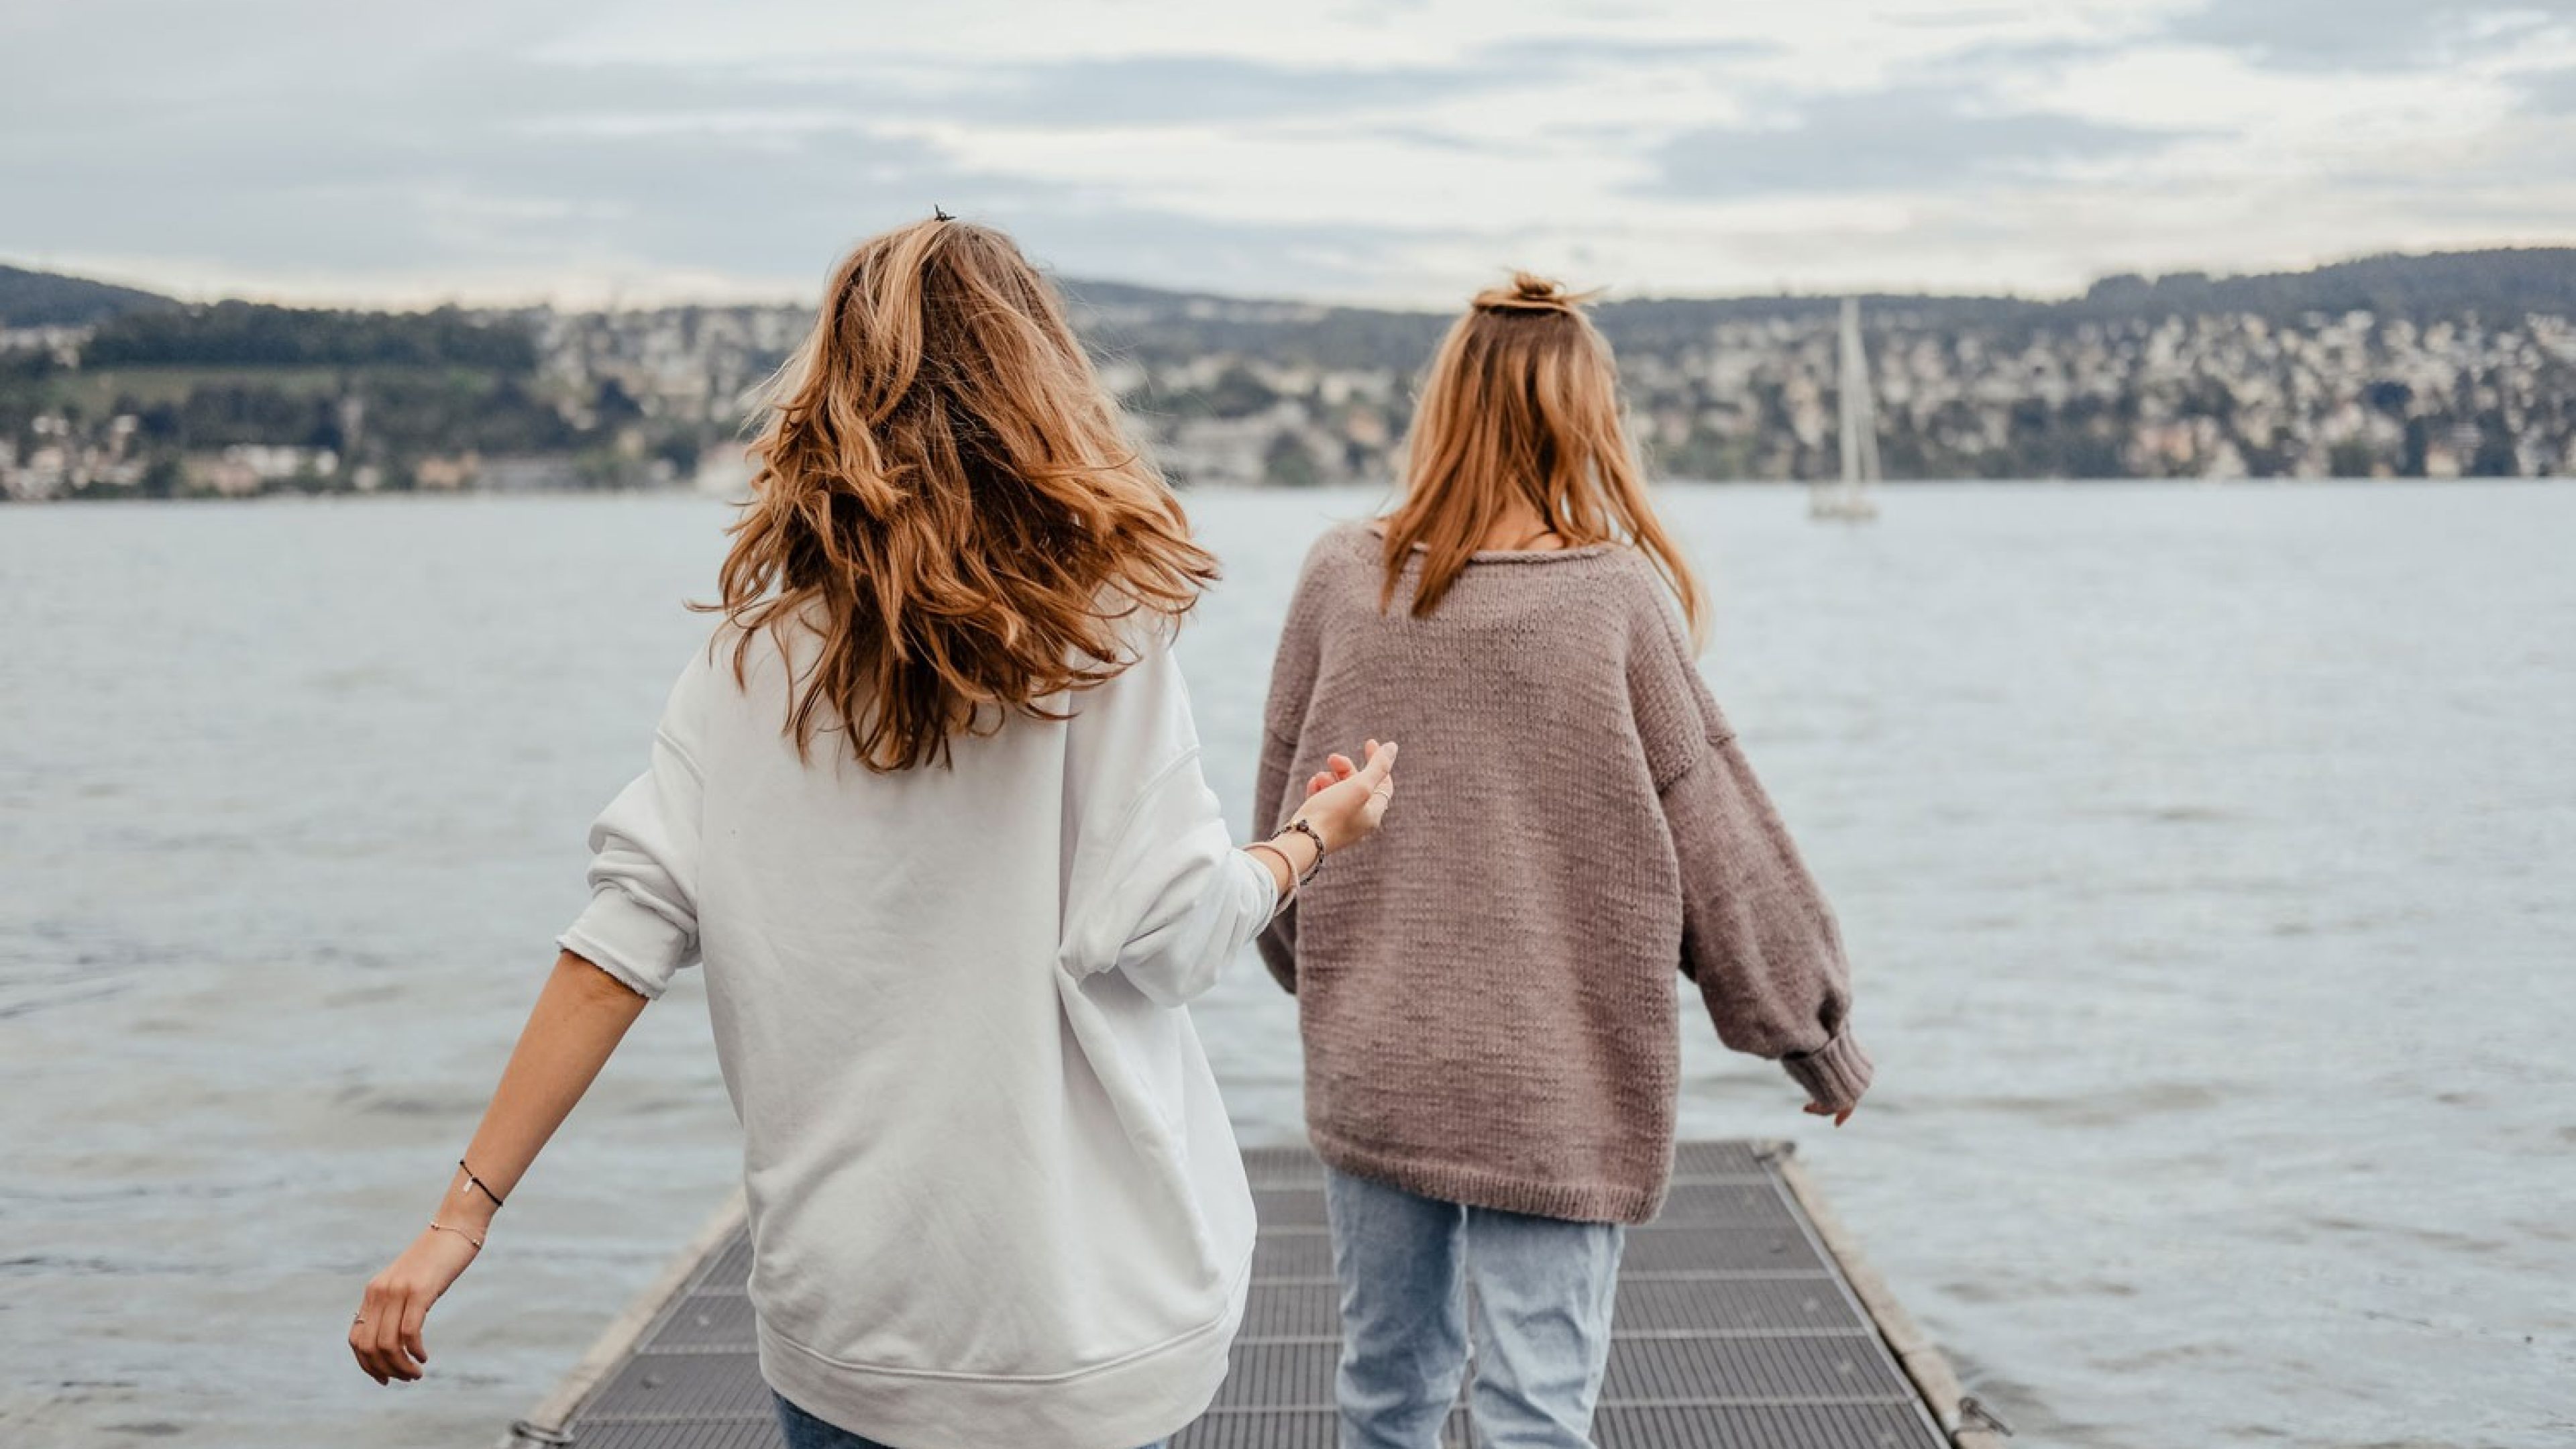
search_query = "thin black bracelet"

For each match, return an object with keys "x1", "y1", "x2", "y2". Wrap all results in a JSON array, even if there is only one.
[{"x1": 458, "y1": 1159, "x2": 506, "y2": 1210}]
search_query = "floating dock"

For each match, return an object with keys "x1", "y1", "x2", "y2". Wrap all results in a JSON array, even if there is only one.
[{"x1": 506, "y1": 1140, "x2": 1997, "y2": 1448}]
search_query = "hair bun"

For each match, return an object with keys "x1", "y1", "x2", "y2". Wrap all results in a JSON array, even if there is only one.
[{"x1": 1472, "y1": 271, "x2": 1593, "y2": 315}]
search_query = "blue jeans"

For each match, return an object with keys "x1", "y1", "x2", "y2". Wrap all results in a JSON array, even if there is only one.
[
  {"x1": 772, "y1": 1391, "x2": 1165, "y2": 1449},
  {"x1": 1325, "y1": 1167, "x2": 1625, "y2": 1449}
]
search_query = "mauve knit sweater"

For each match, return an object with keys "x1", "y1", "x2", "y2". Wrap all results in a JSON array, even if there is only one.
[{"x1": 1254, "y1": 523, "x2": 1873, "y2": 1224}]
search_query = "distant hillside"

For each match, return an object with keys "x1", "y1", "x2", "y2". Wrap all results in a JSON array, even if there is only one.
[
  {"x1": 1076, "y1": 246, "x2": 2576, "y2": 358},
  {"x1": 80, "y1": 299, "x2": 536, "y2": 370},
  {"x1": 0, "y1": 264, "x2": 175, "y2": 329},
  {"x1": 2069, "y1": 247, "x2": 2576, "y2": 323},
  {"x1": 1061, "y1": 277, "x2": 1446, "y2": 372},
  {"x1": 7, "y1": 244, "x2": 2572, "y2": 499}
]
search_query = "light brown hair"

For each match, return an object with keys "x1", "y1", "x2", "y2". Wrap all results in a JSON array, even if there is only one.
[
  {"x1": 707, "y1": 217, "x2": 1217, "y2": 771},
  {"x1": 1381, "y1": 272, "x2": 1706, "y2": 641}
]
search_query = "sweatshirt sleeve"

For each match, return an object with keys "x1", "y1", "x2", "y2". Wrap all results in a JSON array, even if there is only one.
[
  {"x1": 558, "y1": 659, "x2": 708, "y2": 1001},
  {"x1": 1252, "y1": 548, "x2": 1329, "y2": 994},
  {"x1": 1631, "y1": 588, "x2": 1873, "y2": 1113},
  {"x1": 1059, "y1": 629, "x2": 1278, "y2": 1009},
  {"x1": 1250, "y1": 725, "x2": 1301, "y2": 994}
]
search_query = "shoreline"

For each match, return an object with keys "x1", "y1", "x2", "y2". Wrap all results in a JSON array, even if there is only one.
[{"x1": 5, "y1": 474, "x2": 2571, "y2": 507}]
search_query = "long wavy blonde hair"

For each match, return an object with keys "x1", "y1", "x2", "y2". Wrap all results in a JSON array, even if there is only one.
[
  {"x1": 1382, "y1": 272, "x2": 1706, "y2": 642},
  {"x1": 707, "y1": 217, "x2": 1216, "y2": 771}
]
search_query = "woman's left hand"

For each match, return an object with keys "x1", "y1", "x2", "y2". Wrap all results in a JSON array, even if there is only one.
[
  {"x1": 348, "y1": 1224, "x2": 480, "y2": 1383},
  {"x1": 1295, "y1": 740, "x2": 1396, "y2": 852}
]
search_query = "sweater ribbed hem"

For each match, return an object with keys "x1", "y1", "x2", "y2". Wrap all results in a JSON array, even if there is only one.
[
  {"x1": 754, "y1": 1253, "x2": 1249, "y2": 1449},
  {"x1": 1310, "y1": 1126, "x2": 1668, "y2": 1226},
  {"x1": 1782, "y1": 1030, "x2": 1874, "y2": 1113}
]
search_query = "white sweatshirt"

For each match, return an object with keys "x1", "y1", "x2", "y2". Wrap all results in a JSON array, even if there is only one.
[{"x1": 558, "y1": 621, "x2": 1276, "y2": 1449}]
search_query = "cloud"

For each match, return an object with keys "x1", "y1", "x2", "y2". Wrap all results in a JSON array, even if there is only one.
[
  {"x1": 2517, "y1": 66, "x2": 2576, "y2": 113},
  {"x1": 1648, "y1": 86, "x2": 2192, "y2": 199},
  {"x1": 1469, "y1": 34, "x2": 1784, "y2": 67},
  {"x1": 794, "y1": 38, "x2": 1774, "y2": 131},
  {"x1": 2163, "y1": 0, "x2": 2570, "y2": 73},
  {"x1": 0, "y1": 40, "x2": 1449, "y2": 303},
  {"x1": 2, "y1": 1, "x2": 2573, "y2": 305},
  {"x1": 920, "y1": 54, "x2": 1504, "y2": 128}
]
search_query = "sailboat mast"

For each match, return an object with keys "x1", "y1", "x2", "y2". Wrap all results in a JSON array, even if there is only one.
[
  {"x1": 1815, "y1": 296, "x2": 1882, "y2": 521},
  {"x1": 1838, "y1": 296, "x2": 1864, "y2": 490}
]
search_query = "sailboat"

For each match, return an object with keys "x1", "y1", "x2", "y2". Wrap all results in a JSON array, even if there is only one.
[{"x1": 1813, "y1": 296, "x2": 1882, "y2": 521}]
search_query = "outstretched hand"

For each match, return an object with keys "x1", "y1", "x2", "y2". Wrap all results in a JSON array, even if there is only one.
[
  {"x1": 348, "y1": 1223, "x2": 479, "y2": 1384},
  {"x1": 1296, "y1": 739, "x2": 1397, "y2": 853}
]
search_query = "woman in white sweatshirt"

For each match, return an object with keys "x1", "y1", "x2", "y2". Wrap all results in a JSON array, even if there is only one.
[{"x1": 345, "y1": 216, "x2": 1398, "y2": 1449}]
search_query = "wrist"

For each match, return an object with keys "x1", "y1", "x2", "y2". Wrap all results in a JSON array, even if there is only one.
[
  {"x1": 437, "y1": 1189, "x2": 499, "y2": 1235},
  {"x1": 439, "y1": 1163, "x2": 505, "y2": 1231}
]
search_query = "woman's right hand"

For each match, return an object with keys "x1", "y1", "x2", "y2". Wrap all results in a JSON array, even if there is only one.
[
  {"x1": 1296, "y1": 739, "x2": 1397, "y2": 853},
  {"x1": 348, "y1": 1222, "x2": 481, "y2": 1384}
]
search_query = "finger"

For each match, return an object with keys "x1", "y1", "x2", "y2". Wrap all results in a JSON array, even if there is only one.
[
  {"x1": 376, "y1": 1287, "x2": 419, "y2": 1381},
  {"x1": 1366, "y1": 773, "x2": 1397, "y2": 820},
  {"x1": 352, "y1": 1289, "x2": 390, "y2": 1384},
  {"x1": 1835, "y1": 1108, "x2": 1854, "y2": 1128},
  {"x1": 378, "y1": 1279, "x2": 425, "y2": 1382},
  {"x1": 1327, "y1": 753, "x2": 1357, "y2": 780},
  {"x1": 400, "y1": 1290, "x2": 431, "y2": 1372},
  {"x1": 1356, "y1": 740, "x2": 1397, "y2": 786}
]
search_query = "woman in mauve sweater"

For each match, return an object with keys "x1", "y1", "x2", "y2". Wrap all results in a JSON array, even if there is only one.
[{"x1": 1255, "y1": 273, "x2": 1872, "y2": 1449}]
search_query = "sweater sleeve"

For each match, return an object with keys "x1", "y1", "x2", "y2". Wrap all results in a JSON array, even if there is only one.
[
  {"x1": 558, "y1": 659, "x2": 708, "y2": 1001},
  {"x1": 1059, "y1": 629, "x2": 1278, "y2": 1009},
  {"x1": 1252, "y1": 547, "x2": 1330, "y2": 994},
  {"x1": 1631, "y1": 590, "x2": 1874, "y2": 1113}
]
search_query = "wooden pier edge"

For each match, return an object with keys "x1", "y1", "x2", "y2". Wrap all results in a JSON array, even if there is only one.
[
  {"x1": 498, "y1": 1187, "x2": 749, "y2": 1449},
  {"x1": 1768, "y1": 1145, "x2": 2004, "y2": 1449}
]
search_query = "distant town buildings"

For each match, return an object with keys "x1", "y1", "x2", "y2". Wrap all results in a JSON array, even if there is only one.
[
  {"x1": 6, "y1": 287, "x2": 2574, "y2": 500},
  {"x1": 1091, "y1": 303, "x2": 2576, "y2": 487}
]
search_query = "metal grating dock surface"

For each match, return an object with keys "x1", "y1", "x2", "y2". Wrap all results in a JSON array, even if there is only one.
[{"x1": 525, "y1": 1142, "x2": 1958, "y2": 1448}]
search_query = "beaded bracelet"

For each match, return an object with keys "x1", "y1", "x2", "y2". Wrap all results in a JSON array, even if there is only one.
[{"x1": 1273, "y1": 818, "x2": 1327, "y2": 883}]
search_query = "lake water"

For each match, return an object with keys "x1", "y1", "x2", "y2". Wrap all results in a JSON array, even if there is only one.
[{"x1": 1, "y1": 484, "x2": 2569, "y2": 1448}]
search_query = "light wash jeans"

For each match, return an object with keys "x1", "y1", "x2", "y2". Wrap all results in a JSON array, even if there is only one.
[
  {"x1": 773, "y1": 1391, "x2": 1165, "y2": 1449},
  {"x1": 1324, "y1": 1167, "x2": 1625, "y2": 1449}
]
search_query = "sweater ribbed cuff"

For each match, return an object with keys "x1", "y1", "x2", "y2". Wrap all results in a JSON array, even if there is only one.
[
  {"x1": 1782, "y1": 1030, "x2": 1874, "y2": 1113},
  {"x1": 558, "y1": 887, "x2": 692, "y2": 1001}
]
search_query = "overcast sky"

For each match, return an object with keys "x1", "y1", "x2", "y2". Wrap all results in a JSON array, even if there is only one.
[{"x1": 5, "y1": 0, "x2": 2575, "y2": 308}]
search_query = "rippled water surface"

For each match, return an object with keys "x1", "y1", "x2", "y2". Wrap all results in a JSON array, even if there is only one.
[{"x1": 2, "y1": 484, "x2": 2569, "y2": 1448}]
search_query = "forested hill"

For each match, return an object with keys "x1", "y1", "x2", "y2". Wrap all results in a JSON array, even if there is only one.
[
  {"x1": 1068, "y1": 247, "x2": 2576, "y2": 363},
  {"x1": 78, "y1": 300, "x2": 537, "y2": 370},
  {"x1": 0, "y1": 264, "x2": 174, "y2": 329},
  {"x1": 12, "y1": 244, "x2": 2573, "y2": 362}
]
